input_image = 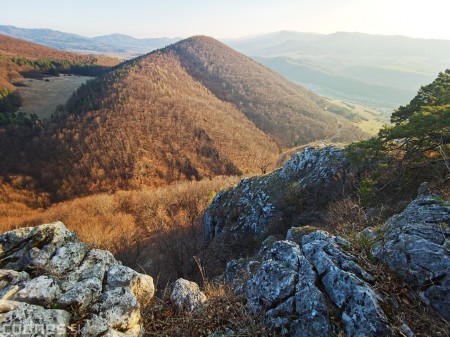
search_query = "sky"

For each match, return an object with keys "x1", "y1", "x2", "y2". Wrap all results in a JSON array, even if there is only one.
[{"x1": 2, "y1": 0, "x2": 450, "y2": 40}]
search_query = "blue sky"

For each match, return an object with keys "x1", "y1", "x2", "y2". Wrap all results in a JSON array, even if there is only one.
[{"x1": 2, "y1": 0, "x2": 450, "y2": 39}]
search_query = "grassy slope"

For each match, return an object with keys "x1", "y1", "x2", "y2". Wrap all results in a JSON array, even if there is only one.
[
  {"x1": 0, "y1": 34, "x2": 121, "y2": 119},
  {"x1": 17, "y1": 75, "x2": 93, "y2": 119}
]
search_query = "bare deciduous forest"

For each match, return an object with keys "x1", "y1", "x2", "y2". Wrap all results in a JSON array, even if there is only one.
[{"x1": 0, "y1": 37, "x2": 372, "y2": 278}]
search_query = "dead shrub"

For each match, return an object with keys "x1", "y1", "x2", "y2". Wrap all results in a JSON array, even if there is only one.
[
  {"x1": 0, "y1": 176, "x2": 239, "y2": 285},
  {"x1": 143, "y1": 282, "x2": 267, "y2": 337},
  {"x1": 324, "y1": 197, "x2": 370, "y2": 235}
]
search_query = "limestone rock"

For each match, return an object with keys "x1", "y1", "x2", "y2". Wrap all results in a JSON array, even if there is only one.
[
  {"x1": 90, "y1": 287, "x2": 141, "y2": 332},
  {"x1": 0, "y1": 222, "x2": 155, "y2": 337},
  {"x1": 171, "y1": 278, "x2": 207, "y2": 311},
  {"x1": 0, "y1": 222, "x2": 77, "y2": 274},
  {"x1": 15, "y1": 275, "x2": 62, "y2": 306},
  {"x1": 302, "y1": 231, "x2": 391, "y2": 336},
  {"x1": 203, "y1": 177, "x2": 277, "y2": 241},
  {"x1": 227, "y1": 228, "x2": 393, "y2": 336},
  {"x1": 0, "y1": 269, "x2": 30, "y2": 299},
  {"x1": 57, "y1": 277, "x2": 103, "y2": 311},
  {"x1": 225, "y1": 258, "x2": 259, "y2": 295},
  {"x1": 203, "y1": 147, "x2": 354, "y2": 245},
  {"x1": 0, "y1": 299, "x2": 70, "y2": 337},
  {"x1": 245, "y1": 259, "x2": 298, "y2": 315},
  {"x1": 106, "y1": 265, "x2": 155, "y2": 307},
  {"x1": 372, "y1": 194, "x2": 450, "y2": 321},
  {"x1": 291, "y1": 251, "x2": 330, "y2": 337},
  {"x1": 279, "y1": 146, "x2": 347, "y2": 184}
]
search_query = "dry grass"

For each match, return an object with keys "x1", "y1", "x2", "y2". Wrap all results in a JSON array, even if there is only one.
[
  {"x1": 17, "y1": 75, "x2": 93, "y2": 119},
  {"x1": 324, "y1": 196, "x2": 450, "y2": 337},
  {"x1": 0, "y1": 176, "x2": 49, "y2": 229},
  {"x1": 0, "y1": 176, "x2": 239, "y2": 282},
  {"x1": 348, "y1": 240, "x2": 450, "y2": 337},
  {"x1": 143, "y1": 282, "x2": 268, "y2": 337}
]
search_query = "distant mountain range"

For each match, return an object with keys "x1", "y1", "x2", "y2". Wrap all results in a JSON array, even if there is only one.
[
  {"x1": 3, "y1": 26, "x2": 449, "y2": 110},
  {"x1": 225, "y1": 31, "x2": 450, "y2": 109},
  {"x1": 0, "y1": 25, "x2": 180, "y2": 56}
]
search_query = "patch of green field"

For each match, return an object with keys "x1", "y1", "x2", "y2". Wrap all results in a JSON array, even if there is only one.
[
  {"x1": 17, "y1": 75, "x2": 93, "y2": 119},
  {"x1": 327, "y1": 98, "x2": 389, "y2": 136}
]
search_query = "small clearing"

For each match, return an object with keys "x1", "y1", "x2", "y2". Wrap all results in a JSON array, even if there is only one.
[{"x1": 17, "y1": 74, "x2": 93, "y2": 119}]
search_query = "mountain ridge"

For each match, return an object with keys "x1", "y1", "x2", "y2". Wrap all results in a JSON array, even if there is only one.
[
  {"x1": 167, "y1": 36, "x2": 364, "y2": 147},
  {"x1": 225, "y1": 31, "x2": 450, "y2": 109},
  {"x1": 0, "y1": 25, "x2": 180, "y2": 56}
]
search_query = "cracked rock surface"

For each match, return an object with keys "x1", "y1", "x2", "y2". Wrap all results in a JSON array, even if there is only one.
[
  {"x1": 203, "y1": 147, "x2": 354, "y2": 243},
  {"x1": 0, "y1": 222, "x2": 155, "y2": 337},
  {"x1": 227, "y1": 231, "x2": 394, "y2": 337},
  {"x1": 372, "y1": 194, "x2": 450, "y2": 321}
]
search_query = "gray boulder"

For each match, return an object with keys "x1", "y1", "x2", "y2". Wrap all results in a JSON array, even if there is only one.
[
  {"x1": 203, "y1": 177, "x2": 277, "y2": 241},
  {"x1": 372, "y1": 194, "x2": 450, "y2": 321},
  {"x1": 171, "y1": 278, "x2": 207, "y2": 311},
  {"x1": 106, "y1": 265, "x2": 155, "y2": 307},
  {"x1": 279, "y1": 146, "x2": 348, "y2": 184},
  {"x1": 302, "y1": 231, "x2": 392, "y2": 337},
  {"x1": 0, "y1": 299, "x2": 70, "y2": 337},
  {"x1": 225, "y1": 258, "x2": 260, "y2": 295},
  {"x1": 0, "y1": 222, "x2": 155, "y2": 337},
  {"x1": 15, "y1": 275, "x2": 62, "y2": 306},
  {"x1": 83, "y1": 287, "x2": 141, "y2": 336},
  {"x1": 227, "y1": 229, "x2": 393, "y2": 337}
]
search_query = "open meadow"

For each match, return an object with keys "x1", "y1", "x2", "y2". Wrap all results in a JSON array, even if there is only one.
[{"x1": 17, "y1": 74, "x2": 93, "y2": 118}]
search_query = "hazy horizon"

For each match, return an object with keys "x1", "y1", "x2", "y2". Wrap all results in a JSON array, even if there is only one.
[{"x1": 1, "y1": 0, "x2": 449, "y2": 40}]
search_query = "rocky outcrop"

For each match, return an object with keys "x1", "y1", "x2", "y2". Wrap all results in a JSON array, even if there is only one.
[
  {"x1": 0, "y1": 222, "x2": 155, "y2": 337},
  {"x1": 221, "y1": 182, "x2": 450, "y2": 336},
  {"x1": 171, "y1": 278, "x2": 207, "y2": 311},
  {"x1": 203, "y1": 177, "x2": 277, "y2": 241},
  {"x1": 203, "y1": 147, "x2": 354, "y2": 243},
  {"x1": 372, "y1": 194, "x2": 450, "y2": 321},
  {"x1": 226, "y1": 230, "x2": 394, "y2": 337},
  {"x1": 0, "y1": 300, "x2": 70, "y2": 337}
]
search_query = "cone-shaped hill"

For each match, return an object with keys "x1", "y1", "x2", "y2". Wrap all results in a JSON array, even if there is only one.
[
  {"x1": 27, "y1": 39, "x2": 278, "y2": 198},
  {"x1": 8, "y1": 36, "x2": 365, "y2": 199},
  {"x1": 168, "y1": 36, "x2": 363, "y2": 147}
]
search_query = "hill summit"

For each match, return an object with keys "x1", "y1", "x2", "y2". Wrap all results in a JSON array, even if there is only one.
[
  {"x1": 167, "y1": 36, "x2": 362, "y2": 147},
  {"x1": 1, "y1": 36, "x2": 365, "y2": 199}
]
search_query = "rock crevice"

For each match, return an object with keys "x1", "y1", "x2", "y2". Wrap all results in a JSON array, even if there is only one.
[{"x1": 226, "y1": 229, "x2": 394, "y2": 337}]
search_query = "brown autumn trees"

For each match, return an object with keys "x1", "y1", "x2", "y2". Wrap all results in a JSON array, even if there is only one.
[{"x1": 0, "y1": 36, "x2": 367, "y2": 201}]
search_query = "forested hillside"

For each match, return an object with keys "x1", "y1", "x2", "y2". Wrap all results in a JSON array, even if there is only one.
[
  {"x1": 169, "y1": 36, "x2": 365, "y2": 147},
  {"x1": 0, "y1": 40, "x2": 281, "y2": 200},
  {"x1": 0, "y1": 34, "x2": 120, "y2": 125},
  {"x1": 0, "y1": 36, "x2": 370, "y2": 200}
]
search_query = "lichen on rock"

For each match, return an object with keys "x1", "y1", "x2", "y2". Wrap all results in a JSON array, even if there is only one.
[
  {"x1": 0, "y1": 221, "x2": 155, "y2": 337},
  {"x1": 225, "y1": 229, "x2": 393, "y2": 336},
  {"x1": 372, "y1": 194, "x2": 450, "y2": 321}
]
